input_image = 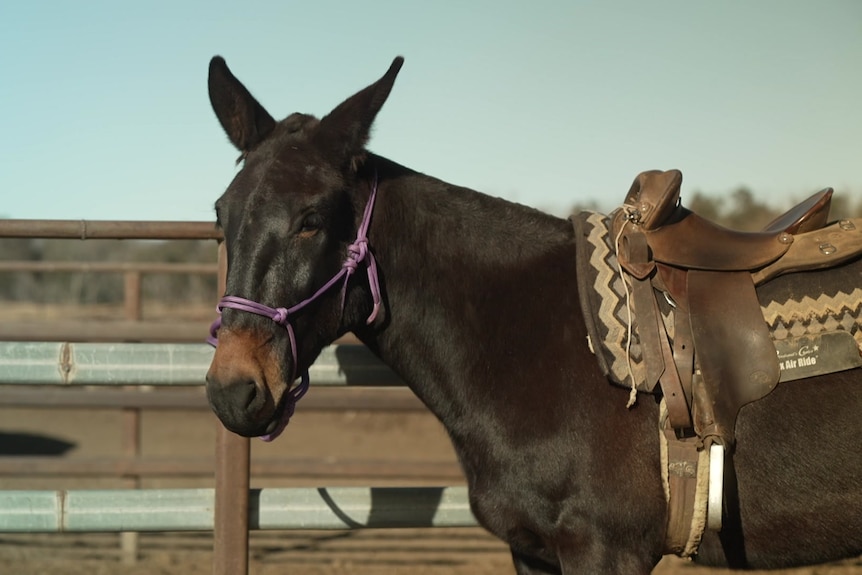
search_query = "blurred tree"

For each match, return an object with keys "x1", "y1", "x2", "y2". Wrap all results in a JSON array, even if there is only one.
[
  {"x1": 685, "y1": 191, "x2": 722, "y2": 223},
  {"x1": 568, "y1": 199, "x2": 601, "y2": 214},
  {"x1": 830, "y1": 190, "x2": 862, "y2": 220},
  {"x1": 722, "y1": 187, "x2": 777, "y2": 231}
]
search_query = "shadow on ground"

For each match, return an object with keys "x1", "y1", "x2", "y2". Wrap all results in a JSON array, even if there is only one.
[{"x1": 0, "y1": 432, "x2": 75, "y2": 455}]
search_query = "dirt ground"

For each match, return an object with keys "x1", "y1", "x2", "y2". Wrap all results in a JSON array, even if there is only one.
[{"x1": 1, "y1": 405, "x2": 860, "y2": 575}]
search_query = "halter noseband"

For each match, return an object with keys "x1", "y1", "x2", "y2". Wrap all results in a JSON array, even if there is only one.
[{"x1": 207, "y1": 178, "x2": 382, "y2": 440}]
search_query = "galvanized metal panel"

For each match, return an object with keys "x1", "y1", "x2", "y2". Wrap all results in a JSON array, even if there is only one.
[
  {"x1": 0, "y1": 342, "x2": 403, "y2": 387},
  {"x1": 65, "y1": 489, "x2": 215, "y2": 531},
  {"x1": 0, "y1": 487, "x2": 475, "y2": 532},
  {"x1": 0, "y1": 342, "x2": 212, "y2": 386},
  {"x1": 0, "y1": 491, "x2": 60, "y2": 531},
  {"x1": 0, "y1": 341, "x2": 65, "y2": 384},
  {"x1": 69, "y1": 343, "x2": 214, "y2": 385},
  {"x1": 254, "y1": 486, "x2": 475, "y2": 529}
]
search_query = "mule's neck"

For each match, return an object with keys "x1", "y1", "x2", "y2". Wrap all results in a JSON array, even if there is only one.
[{"x1": 353, "y1": 159, "x2": 582, "y2": 425}]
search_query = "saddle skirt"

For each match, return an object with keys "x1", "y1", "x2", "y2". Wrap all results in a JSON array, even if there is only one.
[{"x1": 573, "y1": 210, "x2": 862, "y2": 394}]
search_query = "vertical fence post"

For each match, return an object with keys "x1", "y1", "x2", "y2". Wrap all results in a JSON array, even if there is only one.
[
  {"x1": 120, "y1": 406, "x2": 141, "y2": 565},
  {"x1": 123, "y1": 270, "x2": 143, "y2": 322},
  {"x1": 121, "y1": 270, "x2": 143, "y2": 564},
  {"x1": 212, "y1": 241, "x2": 251, "y2": 575}
]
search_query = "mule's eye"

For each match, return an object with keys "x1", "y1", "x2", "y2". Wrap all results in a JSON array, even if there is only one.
[{"x1": 299, "y1": 213, "x2": 322, "y2": 237}]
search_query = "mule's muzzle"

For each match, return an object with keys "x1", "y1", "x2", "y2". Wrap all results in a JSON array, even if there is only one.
[
  {"x1": 205, "y1": 329, "x2": 286, "y2": 437},
  {"x1": 205, "y1": 372, "x2": 271, "y2": 436}
]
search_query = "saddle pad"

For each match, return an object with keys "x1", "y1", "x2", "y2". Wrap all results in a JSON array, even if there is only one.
[
  {"x1": 758, "y1": 257, "x2": 862, "y2": 381},
  {"x1": 572, "y1": 211, "x2": 862, "y2": 391},
  {"x1": 573, "y1": 211, "x2": 672, "y2": 391}
]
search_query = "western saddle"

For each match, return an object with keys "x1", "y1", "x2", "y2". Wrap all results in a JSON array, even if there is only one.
[{"x1": 607, "y1": 169, "x2": 862, "y2": 550}]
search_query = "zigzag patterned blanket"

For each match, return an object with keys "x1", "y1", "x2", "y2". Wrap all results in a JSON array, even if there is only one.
[{"x1": 573, "y1": 211, "x2": 862, "y2": 390}]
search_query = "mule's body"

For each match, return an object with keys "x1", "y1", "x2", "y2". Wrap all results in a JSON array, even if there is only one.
[{"x1": 203, "y1": 56, "x2": 862, "y2": 574}]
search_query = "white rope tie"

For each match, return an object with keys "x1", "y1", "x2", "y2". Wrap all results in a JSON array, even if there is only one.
[{"x1": 613, "y1": 216, "x2": 638, "y2": 408}]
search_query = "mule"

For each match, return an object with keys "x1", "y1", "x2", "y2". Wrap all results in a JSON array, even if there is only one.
[{"x1": 203, "y1": 55, "x2": 862, "y2": 574}]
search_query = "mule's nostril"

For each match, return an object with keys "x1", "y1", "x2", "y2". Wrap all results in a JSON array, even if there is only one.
[
  {"x1": 218, "y1": 377, "x2": 264, "y2": 415},
  {"x1": 206, "y1": 372, "x2": 266, "y2": 420},
  {"x1": 237, "y1": 379, "x2": 260, "y2": 411}
]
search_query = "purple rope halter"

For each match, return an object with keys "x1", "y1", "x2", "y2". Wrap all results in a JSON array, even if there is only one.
[{"x1": 207, "y1": 178, "x2": 382, "y2": 441}]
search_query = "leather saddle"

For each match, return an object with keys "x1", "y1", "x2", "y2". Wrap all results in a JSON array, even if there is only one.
[{"x1": 610, "y1": 169, "x2": 860, "y2": 448}]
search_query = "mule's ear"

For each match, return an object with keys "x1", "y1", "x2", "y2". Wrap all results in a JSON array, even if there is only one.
[
  {"x1": 208, "y1": 56, "x2": 276, "y2": 154},
  {"x1": 314, "y1": 56, "x2": 404, "y2": 170}
]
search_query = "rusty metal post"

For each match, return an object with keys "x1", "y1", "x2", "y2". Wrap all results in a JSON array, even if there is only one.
[
  {"x1": 212, "y1": 241, "x2": 251, "y2": 575},
  {"x1": 0, "y1": 219, "x2": 223, "y2": 240},
  {"x1": 121, "y1": 271, "x2": 142, "y2": 562},
  {"x1": 121, "y1": 269, "x2": 143, "y2": 564},
  {"x1": 120, "y1": 407, "x2": 141, "y2": 564},
  {"x1": 213, "y1": 425, "x2": 250, "y2": 574}
]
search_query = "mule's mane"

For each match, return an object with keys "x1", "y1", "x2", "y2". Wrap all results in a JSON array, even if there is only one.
[{"x1": 369, "y1": 156, "x2": 574, "y2": 270}]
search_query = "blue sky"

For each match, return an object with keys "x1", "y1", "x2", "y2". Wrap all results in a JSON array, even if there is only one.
[{"x1": 1, "y1": 1, "x2": 860, "y2": 221}]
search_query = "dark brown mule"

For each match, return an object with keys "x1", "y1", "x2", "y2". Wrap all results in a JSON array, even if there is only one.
[{"x1": 203, "y1": 56, "x2": 862, "y2": 574}]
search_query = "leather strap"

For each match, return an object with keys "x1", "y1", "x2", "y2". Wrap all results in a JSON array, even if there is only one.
[
  {"x1": 657, "y1": 311, "x2": 692, "y2": 430},
  {"x1": 630, "y1": 274, "x2": 665, "y2": 393},
  {"x1": 616, "y1": 224, "x2": 665, "y2": 392},
  {"x1": 656, "y1": 264, "x2": 695, "y2": 412}
]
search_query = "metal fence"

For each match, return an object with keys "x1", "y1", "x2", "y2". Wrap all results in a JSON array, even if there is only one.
[
  {"x1": 1, "y1": 486, "x2": 474, "y2": 531},
  {"x1": 0, "y1": 259, "x2": 218, "y2": 342},
  {"x1": 0, "y1": 342, "x2": 475, "y2": 573},
  {"x1": 0, "y1": 220, "x2": 473, "y2": 575},
  {"x1": 0, "y1": 342, "x2": 474, "y2": 532}
]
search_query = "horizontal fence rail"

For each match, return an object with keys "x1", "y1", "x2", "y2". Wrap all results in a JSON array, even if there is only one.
[
  {"x1": 0, "y1": 487, "x2": 476, "y2": 532},
  {"x1": 0, "y1": 261, "x2": 218, "y2": 274},
  {"x1": 0, "y1": 386, "x2": 424, "y2": 411},
  {"x1": 0, "y1": 457, "x2": 463, "y2": 481},
  {"x1": 0, "y1": 321, "x2": 213, "y2": 343},
  {"x1": 0, "y1": 342, "x2": 404, "y2": 387},
  {"x1": 0, "y1": 219, "x2": 222, "y2": 240},
  {"x1": 0, "y1": 259, "x2": 219, "y2": 343},
  {"x1": 0, "y1": 219, "x2": 221, "y2": 349},
  {"x1": 0, "y1": 384, "x2": 452, "y2": 481}
]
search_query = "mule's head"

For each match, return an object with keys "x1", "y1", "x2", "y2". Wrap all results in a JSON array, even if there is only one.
[{"x1": 205, "y1": 56, "x2": 403, "y2": 438}]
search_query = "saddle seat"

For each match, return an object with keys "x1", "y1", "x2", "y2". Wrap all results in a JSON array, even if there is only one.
[
  {"x1": 612, "y1": 170, "x2": 834, "y2": 274},
  {"x1": 762, "y1": 186, "x2": 833, "y2": 234}
]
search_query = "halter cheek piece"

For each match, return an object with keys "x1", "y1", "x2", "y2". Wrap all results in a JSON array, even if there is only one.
[{"x1": 207, "y1": 179, "x2": 382, "y2": 438}]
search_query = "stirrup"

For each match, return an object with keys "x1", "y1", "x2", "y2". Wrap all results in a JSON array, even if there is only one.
[{"x1": 707, "y1": 443, "x2": 724, "y2": 531}]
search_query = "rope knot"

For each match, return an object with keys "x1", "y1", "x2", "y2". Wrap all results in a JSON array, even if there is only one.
[
  {"x1": 272, "y1": 307, "x2": 289, "y2": 324},
  {"x1": 344, "y1": 238, "x2": 368, "y2": 272}
]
